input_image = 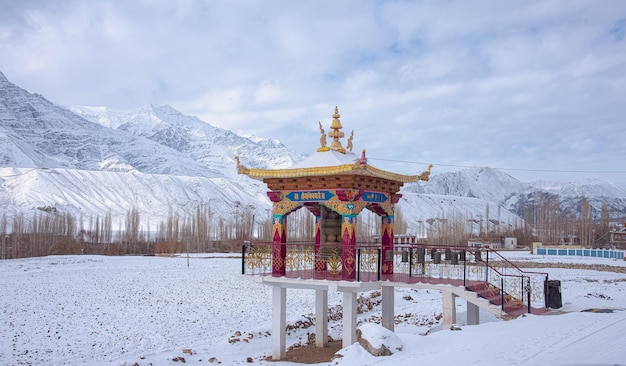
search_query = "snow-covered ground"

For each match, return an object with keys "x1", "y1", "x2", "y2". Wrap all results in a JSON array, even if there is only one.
[{"x1": 1, "y1": 251, "x2": 625, "y2": 365}]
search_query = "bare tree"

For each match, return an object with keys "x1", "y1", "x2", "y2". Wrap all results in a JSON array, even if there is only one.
[
  {"x1": 123, "y1": 207, "x2": 141, "y2": 253},
  {"x1": 594, "y1": 202, "x2": 611, "y2": 247}
]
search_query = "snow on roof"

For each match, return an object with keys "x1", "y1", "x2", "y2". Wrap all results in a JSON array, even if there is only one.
[{"x1": 292, "y1": 149, "x2": 359, "y2": 169}]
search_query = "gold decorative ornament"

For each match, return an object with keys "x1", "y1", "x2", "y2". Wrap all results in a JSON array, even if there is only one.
[
  {"x1": 318, "y1": 121, "x2": 327, "y2": 150},
  {"x1": 347, "y1": 129, "x2": 354, "y2": 152},
  {"x1": 328, "y1": 106, "x2": 346, "y2": 153},
  {"x1": 236, "y1": 107, "x2": 432, "y2": 184}
]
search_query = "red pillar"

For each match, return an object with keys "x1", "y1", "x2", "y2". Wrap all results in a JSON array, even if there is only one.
[
  {"x1": 341, "y1": 215, "x2": 357, "y2": 281},
  {"x1": 381, "y1": 215, "x2": 394, "y2": 276},
  {"x1": 272, "y1": 213, "x2": 287, "y2": 276},
  {"x1": 314, "y1": 215, "x2": 326, "y2": 277}
]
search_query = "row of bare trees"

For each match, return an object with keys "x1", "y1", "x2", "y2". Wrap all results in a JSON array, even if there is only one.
[
  {"x1": 0, "y1": 203, "x2": 234, "y2": 259},
  {"x1": 518, "y1": 193, "x2": 613, "y2": 247},
  {"x1": 404, "y1": 194, "x2": 617, "y2": 248},
  {"x1": 0, "y1": 203, "x2": 400, "y2": 259},
  {"x1": 0, "y1": 194, "x2": 620, "y2": 259}
]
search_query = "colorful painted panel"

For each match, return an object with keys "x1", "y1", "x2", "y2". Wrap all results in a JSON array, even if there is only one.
[
  {"x1": 361, "y1": 191, "x2": 388, "y2": 203},
  {"x1": 272, "y1": 189, "x2": 395, "y2": 217},
  {"x1": 285, "y1": 190, "x2": 334, "y2": 202}
]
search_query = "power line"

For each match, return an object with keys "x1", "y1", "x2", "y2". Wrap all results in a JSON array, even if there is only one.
[{"x1": 368, "y1": 157, "x2": 626, "y2": 174}]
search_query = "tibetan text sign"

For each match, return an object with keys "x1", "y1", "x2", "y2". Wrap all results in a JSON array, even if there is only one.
[
  {"x1": 285, "y1": 190, "x2": 333, "y2": 202},
  {"x1": 361, "y1": 192, "x2": 388, "y2": 203}
]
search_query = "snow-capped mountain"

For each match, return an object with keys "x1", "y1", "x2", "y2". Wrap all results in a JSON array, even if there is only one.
[
  {"x1": 1, "y1": 70, "x2": 624, "y2": 234},
  {"x1": 0, "y1": 70, "x2": 300, "y2": 227},
  {"x1": 524, "y1": 179, "x2": 626, "y2": 199},
  {"x1": 402, "y1": 167, "x2": 524, "y2": 203},
  {"x1": 69, "y1": 104, "x2": 302, "y2": 177},
  {"x1": 0, "y1": 70, "x2": 302, "y2": 179},
  {"x1": 0, "y1": 166, "x2": 270, "y2": 230},
  {"x1": 0, "y1": 72, "x2": 216, "y2": 177},
  {"x1": 507, "y1": 178, "x2": 626, "y2": 223},
  {"x1": 401, "y1": 167, "x2": 626, "y2": 225}
]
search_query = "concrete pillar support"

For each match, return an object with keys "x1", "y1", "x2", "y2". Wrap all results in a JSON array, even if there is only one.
[
  {"x1": 315, "y1": 289, "x2": 328, "y2": 347},
  {"x1": 441, "y1": 289, "x2": 457, "y2": 330},
  {"x1": 467, "y1": 301, "x2": 480, "y2": 325},
  {"x1": 381, "y1": 286, "x2": 395, "y2": 331},
  {"x1": 342, "y1": 291, "x2": 357, "y2": 348},
  {"x1": 272, "y1": 286, "x2": 286, "y2": 360}
]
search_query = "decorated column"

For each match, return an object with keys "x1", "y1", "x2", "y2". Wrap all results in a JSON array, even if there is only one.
[
  {"x1": 381, "y1": 215, "x2": 394, "y2": 275},
  {"x1": 272, "y1": 213, "x2": 287, "y2": 276},
  {"x1": 341, "y1": 214, "x2": 357, "y2": 280},
  {"x1": 314, "y1": 214, "x2": 326, "y2": 277}
]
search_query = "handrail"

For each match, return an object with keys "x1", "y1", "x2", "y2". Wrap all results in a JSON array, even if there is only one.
[
  {"x1": 481, "y1": 247, "x2": 550, "y2": 279},
  {"x1": 385, "y1": 244, "x2": 548, "y2": 311},
  {"x1": 456, "y1": 247, "x2": 546, "y2": 312}
]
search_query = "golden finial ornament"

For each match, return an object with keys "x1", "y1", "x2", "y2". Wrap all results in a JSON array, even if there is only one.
[
  {"x1": 327, "y1": 106, "x2": 346, "y2": 153},
  {"x1": 329, "y1": 106, "x2": 342, "y2": 130}
]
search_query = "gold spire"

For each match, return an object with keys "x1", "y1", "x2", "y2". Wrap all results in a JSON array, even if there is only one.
[{"x1": 328, "y1": 106, "x2": 346, "y2": 153}]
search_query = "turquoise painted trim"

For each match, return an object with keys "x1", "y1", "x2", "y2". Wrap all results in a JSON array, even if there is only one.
[{"x1": 534, "y1": 247, "x2": 626, "y2": 260}]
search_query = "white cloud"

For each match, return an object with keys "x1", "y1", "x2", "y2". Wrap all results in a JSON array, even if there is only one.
[{"x1": 1, "y1": 0, "x2": 626, "y2": 183}]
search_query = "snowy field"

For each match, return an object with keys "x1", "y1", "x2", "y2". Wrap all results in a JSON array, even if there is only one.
[{"x1": 1, "y1": 251, "x2": 625, "y2": 366}]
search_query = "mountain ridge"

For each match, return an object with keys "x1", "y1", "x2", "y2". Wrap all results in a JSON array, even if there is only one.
[
  {"x1": 1, "y1": 70, "x2": 625, "y2": 234},
  {"x1": 69, "y1": 104, "x2": 303, "y2": 175}
]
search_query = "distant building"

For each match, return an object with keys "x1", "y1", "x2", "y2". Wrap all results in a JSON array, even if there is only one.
[
  {"x1": 610, "y1": 223, "x2": 626, "y2": 249},
  {"x1": 503, "y1": 237, "x2": 517, "y2": 249},
  {"x1": 468, "y1": 236, "x2": 517, "y2": 249},
  {"x1": 559, "y1": 235, "x2": 580, "y2": 246},
  {"x1": 369, "y1": 234, "x2": 427, "y2": 244}
]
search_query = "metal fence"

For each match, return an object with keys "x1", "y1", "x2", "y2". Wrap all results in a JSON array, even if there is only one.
[{"x1": 242, "y1": 242, "x2": 549, "y2": 312}]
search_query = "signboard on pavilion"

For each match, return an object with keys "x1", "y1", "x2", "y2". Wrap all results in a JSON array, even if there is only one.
[{"x1": 285, "y1": 190, "x2": 334, "y2": 202}]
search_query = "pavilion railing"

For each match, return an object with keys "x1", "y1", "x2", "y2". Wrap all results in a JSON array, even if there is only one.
[
  {"x1": 241, "y1": 242, "x2": 273, "y2": 275},
  {"x1": 390, "y1": 244, "x2": 549, "y2": 311},
  {"x1": 242, "y1": 242, "x2": 549, "y2": 312}
]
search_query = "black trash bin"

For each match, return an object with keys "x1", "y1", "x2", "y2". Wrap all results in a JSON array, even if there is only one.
[{"x1": 547, "y1": 280, "x2": 562, "y2": 309}]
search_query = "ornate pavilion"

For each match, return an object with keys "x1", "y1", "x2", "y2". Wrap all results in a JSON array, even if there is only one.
[
  {"x1": 236, "y1": 107, "x2": 548, "y2": 360},
  {"x1": 237, "y1": 106, "x2": 432, "y2": 281},
  {"x1": 236, "y1": 106, "x2": 431, "y2": 358}
]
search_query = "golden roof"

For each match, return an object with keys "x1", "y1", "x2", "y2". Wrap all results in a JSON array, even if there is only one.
[{"x1": 236, "y1": 150, "x2": 432, "y2": 183}]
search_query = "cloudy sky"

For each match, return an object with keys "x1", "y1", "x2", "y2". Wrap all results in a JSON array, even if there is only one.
[{"x1": 1, "y1": 0, "x2": 626, "y2": 184}]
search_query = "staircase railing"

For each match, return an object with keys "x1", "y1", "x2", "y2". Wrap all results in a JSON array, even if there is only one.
[
  {"x1": 388, "y1": 244, "x2": 549, "y2": 312},
  {"x1": 472, "y1": 247, "x2": 549, "y2": 310}
]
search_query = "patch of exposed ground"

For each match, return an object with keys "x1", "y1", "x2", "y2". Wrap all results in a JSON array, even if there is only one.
[{"x1": 266, "y1": 341, "x2": 343, "y2": 364}]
